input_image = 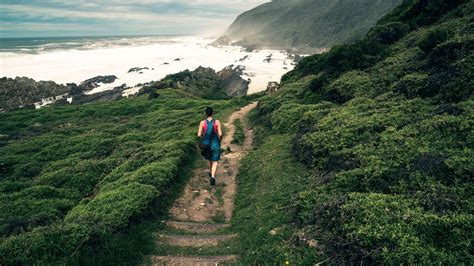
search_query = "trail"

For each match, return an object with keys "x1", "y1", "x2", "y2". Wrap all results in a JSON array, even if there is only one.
[{"x1": 148, "y1": 102, "x2": 257, "y2": 265}]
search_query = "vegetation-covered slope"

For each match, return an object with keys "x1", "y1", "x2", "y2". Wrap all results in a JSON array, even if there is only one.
[
  {"x1": 143, "y1": 66, "x2": 249, "y2": 100},
  {"x1": 224, "y1": 0, "x2": 403, "y2": 51},
  {"x1": 234, "y1": 0, "x2": 473, "y2": 263},
  {"x1": 0, "y1": 89, "x2": 251, "y2": 264}
]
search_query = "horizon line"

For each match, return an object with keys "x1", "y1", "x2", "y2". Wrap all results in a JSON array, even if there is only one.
[{"x1": 0, "y1": 33, "x2": 202, "y2": 40}]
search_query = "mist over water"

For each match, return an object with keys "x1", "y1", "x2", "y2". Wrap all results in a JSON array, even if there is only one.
[{"x1": 0, "y1": 35, "x2": 294, "y2": 94}]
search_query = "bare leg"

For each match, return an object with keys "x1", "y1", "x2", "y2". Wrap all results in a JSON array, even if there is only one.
[
  {"x1": 208, "y1": 160, "x2": 212, "y2": 174},
  {"x1": 211, "y1": 161, "x2": 218, "y2": 178}
]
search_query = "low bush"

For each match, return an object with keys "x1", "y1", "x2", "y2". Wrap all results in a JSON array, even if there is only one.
[
  {"x1": 418, "y1": 27, "x2": 450, "y2": 52},
  {"x1": 251, "y1": 2, "x2": 473, "y2": 263},
  {"x1": 0, "y1": 89, "x2": 250, "y2": 264}
]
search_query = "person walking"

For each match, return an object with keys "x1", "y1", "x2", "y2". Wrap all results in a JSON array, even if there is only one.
[{"x1": 198, "y1": 107, "x2": 223, "y2": 186}]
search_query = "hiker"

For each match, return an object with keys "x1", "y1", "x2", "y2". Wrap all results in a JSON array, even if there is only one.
[{"x1": 198, "y1": 107, "x2": 223, "y2": 186}]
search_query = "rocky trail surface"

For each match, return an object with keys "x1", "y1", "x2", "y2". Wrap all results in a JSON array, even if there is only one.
[{"x1": 147, "y1": 102, "x2": 257, "y2": 265}]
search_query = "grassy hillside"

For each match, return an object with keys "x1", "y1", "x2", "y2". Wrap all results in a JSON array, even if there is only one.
[
  {"x1": 225, "y1": 0, "x2": 402, "y2": 51},
  {"x1": 0, "y1": 89, "x2": 253, "y2": 264},
  {"x1": 234, "y1": 0, "x2": 473, "y2": 263}
]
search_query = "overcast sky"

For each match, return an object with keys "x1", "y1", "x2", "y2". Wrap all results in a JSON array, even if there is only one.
[{"x1": 0, "y1": 0, "x2": 269, "y2": 38}]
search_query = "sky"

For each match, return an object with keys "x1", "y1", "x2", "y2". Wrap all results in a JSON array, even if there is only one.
[{"x1": 0, "y1": 0, "x2": 269, "y2": 38}]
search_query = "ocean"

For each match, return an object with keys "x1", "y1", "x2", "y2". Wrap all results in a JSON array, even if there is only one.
[{"x1": 0, "y1": 35, "x2": 294, "y2": 94}]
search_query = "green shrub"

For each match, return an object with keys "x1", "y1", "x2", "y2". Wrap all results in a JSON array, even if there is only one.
[
  {"x1": 270, "y1": 104, "x2": 319, "y2": 133},
  {"x1": 392, "y1": 72, "x2": 429, "y2": 98},
  {"x1": 0, "y1": 89, "x2": 248, "y2": 263},
  {"x1": 368, "y1": 22, "x2": 410, "y2": 44},
  {"x1": 325, "y1": 71, "x2": 384, "y2": 102},
  {"x1": 254, "y1": 0, "x2": 474, "y2": 264},
  {"x1": 325, "y1": 193, "x2": 473, "y2": 264},
  {"x1": 418, "y1": 27, "x2": 450, "y2": 52},
  {"x1": 231, "y1": 119, "x2": 245, "y2": 145},
  {"x1": 65, "y1": 183, "x2": 157, "y2": 230}
]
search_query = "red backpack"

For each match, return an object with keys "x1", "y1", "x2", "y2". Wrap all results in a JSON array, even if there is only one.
[{"x1": 203, "y1": 119, "x2": 219, "y2": 134}]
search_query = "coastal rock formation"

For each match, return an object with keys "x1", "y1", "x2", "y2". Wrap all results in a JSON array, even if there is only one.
[
  {"x1": 0, "y1": 75, "x2": 123, "y2": 112},
  {"x1": 79, "y1": 75, "x2": 118, "y2": 91},
  {"x1": 128, "y1": 67, "x2": 149, "y2": 73},
  {"x1": 217, "y1": 65, "x2": 249, "y2": 97},
  {"x1": 70, "y1": 84, "x2": 126, "y2": 104},
  {"x1": 141, "y1": 66, "x2": 249, "y2": 99},
  {"x1": 0, "y1": 65, "x2": 247, "y2": 112},
  {"x1": 263, "y1": 54, "x2": 273, "y2": 63},
  {"x1": 0, "y1": 77, "x2": 69, "y2": 112},
  {"x1": 265, "y1": 81, "x2": 280, "y2": 95}
]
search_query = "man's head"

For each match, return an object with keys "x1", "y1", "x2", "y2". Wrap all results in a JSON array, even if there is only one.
[{"x1": 205, "y1": 107, "x2": 214, "y2": 117}]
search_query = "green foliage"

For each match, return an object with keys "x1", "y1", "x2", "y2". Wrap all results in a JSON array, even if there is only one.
[
  {"x1": 418, "y1": 27, "x2": 450, "y2": 52},
  {"x1": 230, "y1": 119, "x2": 245, "y2": 145},
  {"x1": 0, "y1": 89, "x2": 248, "y2": 264},
  {"x1": 367, "y1": 22, "x2": 410, "y2": 44},
  {"x1": 324, "y1": 71, "x2": 384, "y2": 102},
  {"x1": 65, "y1": 183, "x2": 157, "y2": 230},
  {"x1": 300, "y1": 192, "x2": 473, "y2": 263},
  {"x1": 392, "y1": 72, "x2": 429, "y2": 98},
  {"x1": 232, "y1": 134, "x2": 323, "y2": 264},
  {"x1": 251, "y1": 0, "x2": 474, "y2": 264}
]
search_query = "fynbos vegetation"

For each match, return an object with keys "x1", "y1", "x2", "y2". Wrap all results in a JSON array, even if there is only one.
[
  {"x1": 237, "y1": 0, "x2": 473, "y2": 263},
  {"x1": 0, "y1": 89, "x2": 251, "y2": 264}
]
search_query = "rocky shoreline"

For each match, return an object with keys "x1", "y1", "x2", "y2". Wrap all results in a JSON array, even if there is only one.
[{"x1": 0, "y1": 65, "x2": 250, "y2": 112}]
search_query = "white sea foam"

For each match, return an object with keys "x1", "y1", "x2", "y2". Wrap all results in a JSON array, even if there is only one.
[{"x1": 0, "y1": 36, "x2": 294, "y2": 94}]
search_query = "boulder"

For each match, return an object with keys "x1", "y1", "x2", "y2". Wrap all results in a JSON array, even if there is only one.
[
  {"x1": 0, "y1": 77, "x2": 69, "y2": 111},
  {"x1": 266, "y1": 81, "x2": 280, "y2": 95},
  {"x1": 79, "y1": 75, "x2": 118, "y2": 91},
  {"x1": 217, "y1": 65, "x2": 249, "y2": 97},
  {"x1": 128, "y1": 67, "x2": 149, "y2": 73}
]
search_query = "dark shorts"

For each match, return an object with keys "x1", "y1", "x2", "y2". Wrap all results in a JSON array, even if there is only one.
[{"x1": 205, "y1": 148, "x2": 221, "y2": 161}]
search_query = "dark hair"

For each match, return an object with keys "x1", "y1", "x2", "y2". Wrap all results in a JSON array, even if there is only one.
[{"x1": 205, "y1": 107, "x2": 213, "y2": 117}]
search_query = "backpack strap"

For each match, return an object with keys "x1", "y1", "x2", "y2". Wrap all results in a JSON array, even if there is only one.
[
  {"x1": 210, "y1": 120, "x2": 215, "y2": 140},
  {"x1": 213, "y1": 120, "x2": 219, "y2": 133},
  {"x1": 203, "y1": 119, "x2": 218, "y2": 134},
  {"x1": 202, "y1": 120, "x2": 208, "y2": 133}
]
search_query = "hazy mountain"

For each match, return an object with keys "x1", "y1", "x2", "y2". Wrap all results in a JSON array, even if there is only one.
[{"x1": 223, "y1": 0, "x2": 403, "y2": 52}]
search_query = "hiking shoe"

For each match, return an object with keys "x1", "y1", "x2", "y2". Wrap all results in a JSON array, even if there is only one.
[{"x1": 210, "y1": 177, "x2": 216, "y2": 186}]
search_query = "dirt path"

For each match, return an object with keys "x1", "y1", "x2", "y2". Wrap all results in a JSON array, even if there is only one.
[
  {"x1": 149, "y1": 102, "x2": 257, "y2": 265},
  {"x1": 169, "y1": 102, "x2": 256, "y2": 222}
]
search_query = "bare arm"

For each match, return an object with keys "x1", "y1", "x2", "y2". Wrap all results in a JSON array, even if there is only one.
[
  {"x1": 217, "y1": 120, "x2": 223, "y2": 141},
  {"x1": 197, "y1": 121, "x2": 203, "y2": 137}
]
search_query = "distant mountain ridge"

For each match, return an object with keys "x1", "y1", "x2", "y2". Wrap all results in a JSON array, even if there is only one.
[{"x1": 222, "y1": 0, "x2": 403, "y2": 52}]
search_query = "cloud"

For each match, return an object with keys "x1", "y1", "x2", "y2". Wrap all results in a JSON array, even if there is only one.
[{"x1": 0, "y1": 0, "x2": 269, "y2": 37}]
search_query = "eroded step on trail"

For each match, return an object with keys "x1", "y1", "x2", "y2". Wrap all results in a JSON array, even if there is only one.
[
  {"x1": 166, "y1": 221, "x2": 231, "y2": 234},
  {"x1": 150, "y1": 255, "x2": 237, "y2": 266},
  {"x1": 158, "y1": 234, "x2": 237, "y2": 247}
]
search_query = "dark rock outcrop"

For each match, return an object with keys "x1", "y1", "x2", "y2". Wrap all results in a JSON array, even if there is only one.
[
  {"x1": 0, "y1": 77, "x2": 69, "y2": 112},
  {"x1": 79, "y1": 75, "x2": 118, "y2": 91},
  {"x1": 128, "y1": 67, "x2": 149, "y2": 73},
  {"x1": 263, "y1": 54, "x2": 273, "y2": 63},
  {"x1": 265, "y1": 81, "x2": 280, "y2": 95},
  {"x1": 140, "y1": 65, "x2": 249, "y2": 99},
  {"x1": 71, "y1": 84, "x2": 126, "y2": 104},
  {"x1": 217, "y1": 65, "x2": 249, "y2": 97},
  {"x1": 0, "y1": 75, "x2": 122, "y2": 112}
]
